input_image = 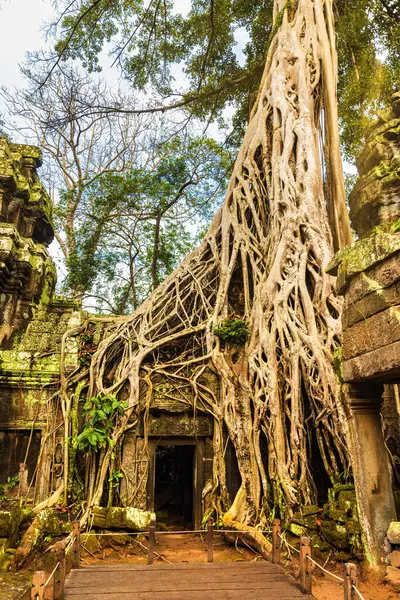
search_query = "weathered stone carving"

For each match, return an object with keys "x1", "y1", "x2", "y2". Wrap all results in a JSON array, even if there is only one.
[
  {"x1": 350, "y1": 93, "x2": 400, "y2": 236},
  {"x1": 0, "y1": 138, "x2": 55, "y2": 344}
]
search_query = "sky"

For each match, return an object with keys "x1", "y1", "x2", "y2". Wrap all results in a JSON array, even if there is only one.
[{"x1": 0, "y1": 0, "x2": 54, "y2": 88}]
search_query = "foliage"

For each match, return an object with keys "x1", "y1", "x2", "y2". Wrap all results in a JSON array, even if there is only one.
[
  {"x1": 7, "y1": 475, "x2": 19, "y2": 489},
  {"x1": 2, "y1": 66, "x2": 231, "y2": 307},
  {"x1": 45, "y1": 0, "x2": 400, "y2": 161},
  {"x1": 213, "y1": 317, "x2": 249, "y2": 345},
  {"x1": 78, "y1": 133, "x2": 231, "y2": 312},
  {"x1": 75, "y1": 395, "x2": 128, "y2": 452},
  {"x1": 392, "y1": 219, "x2": 400, "y2": 233},
  {"x1": 0, "y1": 485, "x2": 6, "y2": 501},
  {"x1": 78, "y1": 331, "x2": 97, "y2": 367},
  {"x1": 0, "y1": 475, "x2": 19, "y2": 501},
  {"x1": 109, "y1": 470, "x2": 124, "y2": 488}
]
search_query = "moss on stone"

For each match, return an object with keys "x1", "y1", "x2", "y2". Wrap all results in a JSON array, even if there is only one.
[
  {"x1": 332, "y1": 346, "x2": 343, "y2": 384},
  {"x1": 391, "y1": 218, "x2": 400, "y2": 233},
  {"x1": 320, "y1": 521, "x2": 349, "y2": 549},
  {"x1": 310, "y1": 533, "x2": 334, "y2": 554},
  {"x1": 338, "y1": 490, "x2": 357, "y2": 514},
  {"x1": 287, "y1": 522, "x2": 307, "y2": 537},
  {"x1": 346, "y1": 519, "x2": 361, "y2": 535},
  {"x1": 291, "y1": 512, "x2": 320, "y2": 530},
  {"x1": 327, "y1": 228, "x2": 400, "y2": 293},
  {"x1": 91, "y1": 507, "x2": 152, "y2": 531}
]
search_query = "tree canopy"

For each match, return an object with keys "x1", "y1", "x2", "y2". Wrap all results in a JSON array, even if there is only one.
[
  {"x1": 40, "y1": 0, "x2": 400, "y2": 160},
  {"x1": 2, "y1": 66, "x2": 231, "y2": 308}
]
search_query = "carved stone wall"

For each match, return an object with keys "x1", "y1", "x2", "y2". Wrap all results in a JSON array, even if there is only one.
[
  {"x1": 0, "y1": 138, "x2": 55, "y2": 346},
  {"x1": 328, "y1": 91, "x2": 400, "y2": 565}
]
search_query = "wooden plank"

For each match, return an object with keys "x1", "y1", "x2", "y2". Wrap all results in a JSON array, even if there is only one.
[
  {"x1": 65, "y1": 588, "x2": 312, "y2": 600},
  {"x1": 64, "y1": 561, "x2": 313, "y2": 600},
  {"x1": 67, "y1": 570, "x2": 281, "y2": 582},
  {"x1": 78, "y1": 561, "x2": 281, "y2": 571},
  {"x1": 66, "y1": 579, "x2": 294, "y2": 592}
]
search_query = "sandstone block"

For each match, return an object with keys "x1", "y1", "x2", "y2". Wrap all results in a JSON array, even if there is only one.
[
  {"x1": 343, "y1": 281, "x2": 400, "y2": 329},
  {"x1": 320, "y1": 522, "x2": 349, "y2": 549},
  {"x1": 302, "y1": 505, "x2": 321, "y2": 517},
  {"x1": 385, "y1": 565, "x2": 400, "y2": 586},
  {"x1": 338, "y1": 490, "x2": 357, "y2": 514},
  {"x1": 388, "y1": 521, "x2": 400, "y2": 545},
  {"x1": 343, "y1": 306, "x2": 400, "y2": 360},
  {"x1": 291, "y1": 514, "x2": 319, "y2": 531},
  {"x1": 91, "y1": 506, "x2": 152, "y2": 531},
  {"x1": 287, "y1": 522, "x2": 307, "y2": 537},
  {"x1": 345, "y1": 254, "x2": 400, "y2": 305},
  {"x1": 310, "y1": 533, "x2": 334, "y2": 555},
  {"x1": 80, "y1": 533, "x2": 101, "y2": 556},
  {"x1": 343, "y1": 339, "x2": 400, "y2": 382},
  {"x1": 391, "y1": 550, "x2": 400, "y2": 568}
]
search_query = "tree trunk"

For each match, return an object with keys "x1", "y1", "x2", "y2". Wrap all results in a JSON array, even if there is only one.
[{"x1": 72, "y1": 0, "x2": 351, "y2": 523}]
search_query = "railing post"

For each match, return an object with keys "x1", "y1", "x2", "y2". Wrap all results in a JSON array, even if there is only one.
[
  {"x1": 31, "y1": 571, "x2": 46, "y2": 600},
  {"x1": 207, "y1": 517, "x2": 214, "y2": 563},
  {"x1": 148, "y1": 516, "x2": 156, "y2": 565},
  {"x1": 299, "y1": 536, "x2": 312, "y2": 595},
  {"x1": 72, "y1": 522, "x2": 80, "y2": 569},
  {"x1": 53, "y1": 541, "x2": 66, "y2": 600},
  {"x1": 344, "y1": 563, "x2": 357, "y2": 600},
  {"x1": 272, "y1": 519, "x2": 281, "y2": 564}
]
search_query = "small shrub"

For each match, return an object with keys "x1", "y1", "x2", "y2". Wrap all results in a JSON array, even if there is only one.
[
  {"x1": 213, "y1": 317, "x2": 249, "y2": 345},
  {"x1": 78, "y1": 330, "x2": 97, "y2": 367},
  {"x1": 75, "y1": 394, "x2": 128, "y2": 452}
]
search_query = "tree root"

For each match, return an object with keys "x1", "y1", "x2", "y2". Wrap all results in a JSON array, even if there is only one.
[
  {"x1": 49, "y1": 0, "x2": 352, "y2": 529},
  {"x1": 222, "y1": 513, "x2": 272, "y2": 560}
]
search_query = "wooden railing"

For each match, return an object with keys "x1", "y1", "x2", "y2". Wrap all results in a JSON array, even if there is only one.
[
  {"x1": 271, "y1": 519, "x2": 365, "y2": 599},
  {"x1": 31, "y1": 522, "x2": 80, "y2": 600},
  {"x1": 30, "y1": 516, "x2": 365, "y2": 599}
]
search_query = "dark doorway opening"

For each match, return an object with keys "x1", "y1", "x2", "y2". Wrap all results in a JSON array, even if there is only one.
[
  {"x1": 154, "y1": 445, "x2": 194, "y2": 528},
  {"x1": 310, "y1": 429, "x2": 332, "y2": 506},
  {"x1": 0, "y1": 429, "x2": 41, "y2": 487}
]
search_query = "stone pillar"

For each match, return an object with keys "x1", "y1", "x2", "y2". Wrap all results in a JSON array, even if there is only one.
[{"x1": 345, "y1": 382, "x2": 397, "y2": 565}]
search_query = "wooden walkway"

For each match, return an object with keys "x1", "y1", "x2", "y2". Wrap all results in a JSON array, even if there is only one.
[{"x1": 64, "y1": 561, "x2": 314, "y2": 599}]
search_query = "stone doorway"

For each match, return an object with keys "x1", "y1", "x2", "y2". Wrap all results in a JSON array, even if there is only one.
[
  {"x1": 154, "y1": 444, "x2": 194, "y2": 527},
  {"x1": 147, "y1": 438, "x2": 205, "y2": 529}
]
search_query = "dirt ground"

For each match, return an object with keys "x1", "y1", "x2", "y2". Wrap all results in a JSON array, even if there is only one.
[
  {"x1": 309, "y1": 564, "x2": 397, "y2": 600},
  {"x1": 79, "y1": 531, "x2": 398, "y2": 599}
]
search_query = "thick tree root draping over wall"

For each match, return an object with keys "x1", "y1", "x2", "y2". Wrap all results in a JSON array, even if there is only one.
[{"x1": 60, "y1": 0, "x2": 352, "y2": 532}]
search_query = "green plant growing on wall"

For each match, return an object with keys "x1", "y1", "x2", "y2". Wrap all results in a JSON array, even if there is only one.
[
  {"x1": 78, "y1": 331, "x2": 97, "y2": 367},
  {"x1": 0, "y1": 484, "x2": 6, "y2": 502},
  {"x1": 0, "y1": 475, "x2": 19, "y2": 501},
  {"x1": 213, "y1": 317, "x2": 249, "y2": 345},
  {"x1": 109, "y1": 470, "x2": 124, "y2": 488},
  {"x1": 75, "y1": 395, "x2": 128, "y2": 452}
]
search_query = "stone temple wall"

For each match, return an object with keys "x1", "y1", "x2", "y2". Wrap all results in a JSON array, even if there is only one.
[
  {"x1": 0, "y1": 137, "x2": 84, "y2": 502},
  {"x1": 328, "y1": 91, "x2": 400, "y2": 565}
]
